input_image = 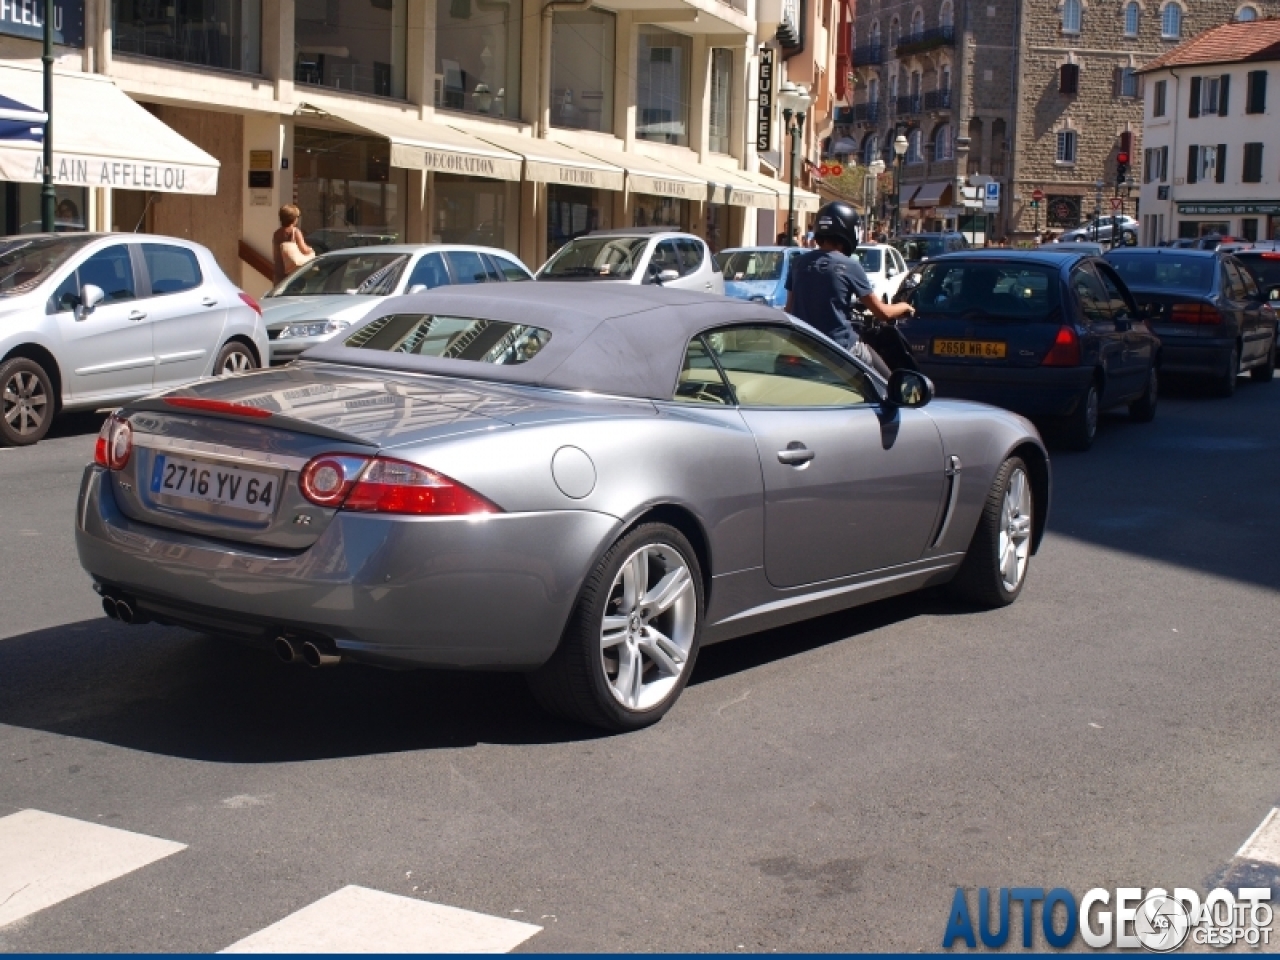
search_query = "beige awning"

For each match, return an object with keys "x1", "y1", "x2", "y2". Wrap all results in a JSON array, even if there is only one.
[
  {"x1": 630, "y1": 148, "x2": 779, "y2": 208},
  {"x1": 910, "y1": 181, "x2": 953, "y2": 208},
  {"x1": 0, "y1": 64, "x2": 219, "y2": 195},
  {"x1": 464, "y1": 129, "x2": 625, "y2": 191},
  {"x1": 735, "y1": 167, "x2": 821, "y2": 213},
  {"x1": 306, "y1": 104, "x2": 523, "y2": 181},
  {"x1": 563, "y1": 140, "x2": 706, "y2": 200}
]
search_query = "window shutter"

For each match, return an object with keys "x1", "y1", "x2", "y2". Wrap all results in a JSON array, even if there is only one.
[
  {"x1": 1137, "y1": 73, "x2": 1145, "y2": 98},
  {"x1": 1060, "y1": 63, "x2": 1080, "y2": 94},
  {"x1": 1161, "y1": 145, "x2": 1169, "y2": 182},
  {"x1": 1216, "y1": 144, "x2": 1227, "y2": 183},
  {"x1": 1144, "y1": 148, "x2": 1152, "y2": 183},
  {"x1": 1247, "y1": 70, "x2": 1267, "y2": 114},
  {"x1": 1218, "y1": 74, "x2": 1230, "y2": 115},
  {"x1": 1189, "y1": 76, "x2": 1201, "y2": 117},
  {"x1": 1187, "y1": 144, "x2": 1198, "y2": 183},
  {"x1": 1112, "y1": 66, "x2": 1122, "y2": 97}
]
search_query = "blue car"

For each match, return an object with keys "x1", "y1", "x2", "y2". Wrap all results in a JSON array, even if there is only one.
[
  {"x1": 716, "y1": 246, "x2": 802, "y2": 308},
  {"x1": 896, "y1": 249, "x2": 1161, "y2": 451}
]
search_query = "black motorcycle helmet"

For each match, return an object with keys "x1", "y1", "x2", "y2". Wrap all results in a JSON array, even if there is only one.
[{"x1": 812, "y1": 201, "x2": 862, "y2": 254}]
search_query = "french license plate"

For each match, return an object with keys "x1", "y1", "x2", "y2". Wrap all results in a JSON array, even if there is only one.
[
  {"x1": 150, "y1": 454, "x2": 278, "y2": 515},
  {"x1": 933, "y1": 339, "x2": 1008, "y2": 359}
]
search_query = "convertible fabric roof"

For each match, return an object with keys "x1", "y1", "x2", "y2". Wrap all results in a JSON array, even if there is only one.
[{"x1": 302, "y1": 285, "x2": 788, "y2": 402}]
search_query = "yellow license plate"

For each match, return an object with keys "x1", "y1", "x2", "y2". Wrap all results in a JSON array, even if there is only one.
[{"x1": 933, "y1": 339, "x2": 1007, "y2": 359}]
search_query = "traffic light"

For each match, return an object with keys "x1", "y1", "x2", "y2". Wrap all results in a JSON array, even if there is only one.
[{"x1": 1116, "y1": 151, "x2": 1130, "y2": 185}]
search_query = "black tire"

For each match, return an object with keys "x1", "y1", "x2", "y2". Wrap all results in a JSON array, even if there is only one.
[
  {"x1": 526, "y1": 523, "x2": 704, "y2": 732},
  {"x1": 1250, "y1": 334, "x2": 1276, "y2": 383},
  {"x1": 0, "y1": 357, "x2": 55, "y2": 447},
  {"x1": 1214, "y1": 345, "x2": 1240, "y2": 397},
  {"x1": 215, "y1": 341, "x2": 258, "y2": 376},
  {"x1": 1129, "y1": 365, "x2": 1159, "y2": 422},
  {"x1": 1059, "y1": 380, "x2": 1099, "y2": 451},
  {"x1": 947, "y1": 456, "x2": 1034, "y2": 608}
]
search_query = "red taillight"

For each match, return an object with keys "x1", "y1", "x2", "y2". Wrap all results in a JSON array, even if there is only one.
[
  {"x1": 1261, "y1": 253, "x2": 1280, "y2": 260},
  {"x1": 163, "y1": 397, "x2": 273, "y2": 418},
  {"x1": 238, "y1": 292, "x2": 263, "y2": 316},
  {"x1": 298, "y1": 454, "x2": 501, "y2": 516},
  {"x1": 93, "y1": 415, "x2": 132, "y2": 470},
  {"x1": 1041, "y1": 325, "x2": 1082, "y2": 367},
  {"x1": 1169, "y1": 303, "x2": 1223, "y2": 324}
]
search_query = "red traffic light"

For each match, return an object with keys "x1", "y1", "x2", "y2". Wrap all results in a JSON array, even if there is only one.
[{"x1": 1116, "y1": 152, "x2": 1130, "y2": 165}]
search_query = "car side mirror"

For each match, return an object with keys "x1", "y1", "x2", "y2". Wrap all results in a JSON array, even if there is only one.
[
  {"x1": 406, "y1": 284, "x2": 427, "y2": 294},
  {"x1": 651, "y1": 268, "x2": 679, "y2": 285},
  {"x1": 75, "y1": 283, "x2": 105, "y2": 320},
  {"x1": 884, "y1": 369, "x2": 933, "y2": 408}
]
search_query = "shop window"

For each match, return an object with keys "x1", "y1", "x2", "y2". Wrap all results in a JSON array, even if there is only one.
[
  {"x1": 637, "y1": 28, "x2": 691, "y2": 146},
  {"x1": 113, "y1": 0, "x2": 262, "y2": 73},
  {"x1": 436, "y1": 0, "x2": 523, "y2": 119},
  {"x1": 296, "y1": 0, "x2": 407, "y2": 100},
  {"x1": 293, "y1": 128, "x2": 405, "y2": 252},
  {"x1": 547, "y1": 184, "x2": 606, "y2": 254},
  {"x1": 0, "y1": 184, "x2": 88, "y2": 235},
  {"x1": 709, "y1": 49, "x2": 733, "y2": 155},
  {"x1": 632, "y1": 195, "x2": 688, "y2": 229},
  {"x1": 551, "y1": 8, "x2": 615, "y2": 133},
  {"x1": 434, "y1": 174, "x2": 515, "y2": 248}
]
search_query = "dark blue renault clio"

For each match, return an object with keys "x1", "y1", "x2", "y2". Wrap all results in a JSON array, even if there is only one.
[{"x1": 895, "y1": 249, "x2": 1160, "y2": 450}]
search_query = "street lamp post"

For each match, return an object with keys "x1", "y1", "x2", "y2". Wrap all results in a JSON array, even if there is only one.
[
  {"x1": 891, "y1": 133, "x2": 908, "y2": 237},
  {"x1": 41, "y1": 0, "x2": 54, "y2": 231},
  {"x1": 778, "y1": 81, "x2": 813, "y2": 246}
]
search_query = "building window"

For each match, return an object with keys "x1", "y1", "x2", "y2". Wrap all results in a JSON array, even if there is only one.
[
  {"x1": 113, "y1": 0, "x2": 262, "y2": 73},
  {"x1": 1243, "y1": 142, "x2": 1264, "y2": 183},
  {"x1": 709, "y1": 49, "x2": 733, "y2": 154},
  {"x1": 889, "y1": 17, "x2": 900, "y2": 48},
  {"x1": 870, "y1": 20, "x2": 881, "y2": 57},
  {"x1": 910, "y1": 8, "x2": 924, "y2": 40},
  {"x1": 940, "y1": 65, "x2": 951, "y2": 94},
  {"x1": 551, "y1": 7, "x2": 615, "y2": 132},
  {"x1": 547, "y1": 185, "x2": 608, "y2": 254},
  {"x1": 906, "y1": 128, "x2": 923, "y2": 163},
  {"x1": 863, "y1": 134, "x2": 880, "y2": 165},
  {"x1": 293, "y1": 128, "x2": 405, "y2": 252},
  {"x1": 1120, "y1": 67, "x2": 1139, "y2": 98},
  {"x1": 632, "y1": 195, "x2": 688, "y2": 229},
  {"x1": 1246, "y1": 70, "x2": 1268, "y2": 114},
  {"x1": 933, "y1": 123, "x2": 952, "y2": 160},
  {"x1": 636, "y1": 27, "x2": 691, "y2": 146},
  {"x1": 435, "y1": 0, "x2": 523, "y2": 118},
  {"x1": 434, "y1": 174, "x2": 516, "y2": 247},
  {"x1": 1196, "y1": 144, "x2": 1218, "y2": 181},
  {"x1": 940, "y1": 1, "x2": 953, "y2": 28},
  {"x1": 1056, "y1": 129, "x2": 1077, "y2": 163},
  {"x1": 1153, "y1": 78, "x2": 1167, "y2": 116},
  {"x1": 1160, "y1": 2, "x2": 1181, "y2": 38},
  {"x1": 1059, "y1": 62, "x2": 1080, "y2": 95},
  {"x1": 1062, "y1": 0, "x2": 1082, "y2": 34},
  {"x1": 1124, "y1": 1, "x2": 1140, "y2": 36},
  {"x1": 296, "y1": 0, "x2": 406, "y2": 99},
  {"x1": 1201, "y1": 75, "x2": 1222, "y2": 115},
  {"x1": 1236, "y1": 5, "x2": 1258, "y2": 20}
]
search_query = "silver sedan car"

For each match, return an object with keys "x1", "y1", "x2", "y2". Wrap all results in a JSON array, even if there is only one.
[
  {"x1": 537, "y1": 229, "x2": 725, "y2": 294},
  {"x1": 77, "y1": 285, "x2": 1049, "y2": 731}
]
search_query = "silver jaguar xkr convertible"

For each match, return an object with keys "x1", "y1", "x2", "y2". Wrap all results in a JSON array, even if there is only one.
[{"x1": 77, "y1": 285, "x2": 1050, "y2": 731}]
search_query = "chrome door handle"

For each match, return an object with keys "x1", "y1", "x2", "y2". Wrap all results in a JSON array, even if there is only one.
[
  {"x1": 201, "y1": 297, "x2": 218, "y2": 307},
  {"x1": 128, "y1": 310, "x2": 147, "y2": 322},
  {"x1": 777, "y1": 444, "x2": 815, "y2": 466}
]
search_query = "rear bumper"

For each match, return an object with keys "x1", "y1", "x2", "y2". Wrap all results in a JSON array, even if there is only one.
[
  {"x1": 75, "y1": 466, "x2": 620, "y2": 669},
  {"x1": 916, "y1": 362, "x2": 1094, "y2": 418},
  {"x1": 1153, "y1": 335, "x2": 1235, "y2": 377}
]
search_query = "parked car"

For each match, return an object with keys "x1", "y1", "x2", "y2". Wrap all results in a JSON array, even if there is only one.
[
  {"x1": 538, "y1": 229, "x2": 725, "y2": 294},
  {"x1": 1042, "y1": 241, "x2": 1106, "y2": 256},
  {"x1": 1227, "y1": 244, "x2": 1280, "y2": 305},
  {"x1": 892, "y1": 232, "x2": 968, "y2": 268},
  {"x1": 1105, "y1": 248, "x2": 1277, "y2": 395},
  {"x1": 1057, "y1": 216, "x2": 1139, "y2": 245},
  {"x1": 852, "y1": 243, "x2": 911, "y2": 302},
  {"x1": 717, "y1": 246, "x2": 800, "y2": 308},
  {"x1": 0, "y1": 233, "x2": 267, "y2": 446},
  {"x1": 895, "y1": 250, "x2": 1161, "y2": 450},
  {"x1": 77, "y1": 285, "x2": 1048, "y2": 731},
  {"x1": 263, "y1": 245, "x2": 533, "y2": 364}
]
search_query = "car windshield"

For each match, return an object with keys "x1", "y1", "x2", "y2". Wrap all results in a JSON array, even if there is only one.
[
  {"x1": 0, "y1": 236, "x2": 93, "y2": 297},
  {"x1": 910, "y1": 261, "x2": 1061, "y2": 320},
  {"x1": 1106, "y1": 254, "x2": 1214, "y2": 293},
  {"x1": 344, "y1": 313, "x2": 550, "y2": 365},
  {"x1": 853, "y1": 248, "x2": 883, "y2": 272},
  {"x1": 540, "y1": 237, "x2": 649, "y2": 280},
  {"x1": 266, "y1": 253, "x2": 410, "y2": 297},
  {"x1": 1237, "y1": 254, "x2": 1280, "y2": 292},
  {"x1": 893, "y1": 237, "x2": 944, "y2": 261},
  {"x1": 718, "y1": 250, "x2": 786, "y2": 282}
]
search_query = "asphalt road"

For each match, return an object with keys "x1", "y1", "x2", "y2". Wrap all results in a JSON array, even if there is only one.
[{"x1": 0, "y1": 382, "x2": 1277, "y2": 952}]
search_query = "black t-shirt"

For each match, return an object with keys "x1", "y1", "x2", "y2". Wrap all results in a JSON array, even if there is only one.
[{"x1": 784, "y1": 249, "x2": 874, "y2": 339}]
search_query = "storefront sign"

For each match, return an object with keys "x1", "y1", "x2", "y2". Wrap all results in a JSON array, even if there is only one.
[
  {"x1": 630, "y1": 174, "x2": 701, "y2": 199},
  {"x1": 0, "y1": 147, "x2": 217, "y2": 194},
  {"x1": 756, "y1": 47, "x2": 774, "y2": 153},
  {"x1": 388, "y1": 143, "x2": 521, "y2": 181},
  {"x1": 0, "y1": 0, "x2": 83, "y2": 47},
  {"x1": 1177, "y1": 201, "x2": 1280, "y2": 215},
  {"x1": 521, "y1": 160, "x2": 624, "y2": 192}
]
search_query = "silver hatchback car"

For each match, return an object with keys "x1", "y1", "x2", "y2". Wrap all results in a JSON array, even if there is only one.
[
  {"x1": 537, "y1": 229, "x2": 725, "y2": 294},
  {"x1": 0, "y1": 233, "x2": 268, "y2": 446}
]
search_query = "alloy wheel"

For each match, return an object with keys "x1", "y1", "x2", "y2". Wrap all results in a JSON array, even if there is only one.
[
  {"x1": 221, "y1": 350, "x2": 253, "y2": 375},
  {"x1": 599, "y1": 544, "x2": 697, "y2": 711},
  {"x1": 3, "y1": 370, "x2": 49, "y2": 438},
  {"x1": 999, "y1": 467, "x2": 1033, "y2": 593}
]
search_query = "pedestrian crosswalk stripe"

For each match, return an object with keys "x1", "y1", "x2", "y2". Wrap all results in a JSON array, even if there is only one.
[
  {"x1": 0, "y1": 809, "x2": 186, "y2": 929},
  {"x1": 220, "y1": 885, "x2": 542, "y2": 954},
  {"x1": 1236, "y1": 807, "x2": 1280, "y2": 867}
]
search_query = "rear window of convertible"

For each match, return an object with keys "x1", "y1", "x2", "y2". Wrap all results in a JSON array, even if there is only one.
[{"x1": 343, "y1": 314, "x2": 551, "y2": 365}]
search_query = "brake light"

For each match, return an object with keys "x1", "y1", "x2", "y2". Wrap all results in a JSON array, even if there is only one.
[
  {"x1": 238, "y1": 292, "x2": 263, "y2": 316},
  {"x1": 1041, "y1": 325, "x2": 1081, "y2": 367},
  {"x1": 93, "y1": 415, "x2": 132, "y2": 470},
  {"x1": 298, "y1": 454, "x2": 500, "y2": 516},
  {"x1": 1261, "y1": 253, "x2": 1280, "y2": 260},
  {"x1": 1169, "y1": 303, "x2": 1223, "y2": 324},
  {"x1": 163, "y1": 397, "x2": 273, "y2": 418}
]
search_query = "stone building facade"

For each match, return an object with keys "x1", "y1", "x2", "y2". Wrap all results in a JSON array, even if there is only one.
[{"x1": 844, "y1": 0, "x2": 1276, "y2": 239}]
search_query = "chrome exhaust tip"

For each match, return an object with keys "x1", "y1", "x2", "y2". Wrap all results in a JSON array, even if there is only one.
[
  {"x1": 275, "y1": 636, "x2": 301, "y2": 663},
  {"x1": 102, "y1": 596, "x2": 120, "y2": 620},
  {"x1": 115, "y1": 599, "x2": 136, "y2": 624},
  {"x1": 301, "y1": 641, "x2": 341, "y2": 668}
]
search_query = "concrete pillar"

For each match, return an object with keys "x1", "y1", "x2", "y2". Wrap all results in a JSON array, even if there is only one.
[
  {"x1": 521, "y1": 180, "x2": 541, "y2": 268},
  {"x1": 406, "y1": 0, "x2": 430, "y2": 112},
  {"x1": 262, "y1": 0, "x2": 295, "y2": 104},
  {"x1": 406, "y1": 169, "x2": 427, "y2": 242},
  {"x1": 691, "y1": 34, "x2": 710, "y2": 162}
]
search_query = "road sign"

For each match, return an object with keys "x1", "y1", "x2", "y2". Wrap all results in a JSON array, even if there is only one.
[
  {"x1": 984, "y1": 181, "x2": 1000, "y2": 212},
  {"x1": 1031, "y1": 188, "x2": 1045, "y2": 201},
  {"x1": 830, "y1": 163, "x2": 843, "y2": 176},
  {"x1": 1110, "y1": 197, "x2": 1123, "y2": 211}
]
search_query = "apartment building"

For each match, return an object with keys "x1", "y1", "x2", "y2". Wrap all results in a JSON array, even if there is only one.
[
  {"x1": 0, "y1": 0, "x2": 831, "y2": 292},
  {"x1": 1136, "y1": 19, "x2": 1280, "y2": 243}
]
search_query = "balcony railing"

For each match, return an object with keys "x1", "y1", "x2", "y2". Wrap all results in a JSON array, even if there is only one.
[
  {"x1": 895, "y1": 25, "x2": 956, "y2": 56},
  {"x1": 924, "y1": 88, "x2": 952, "y2": 110},
  {"x1": 853, "y1": 43, "x2": 885, "y2": 66},
  {"x1": 895, "y1": 95, "x2": 922, "y2": 116},
  {"x1": 853, "y1": 102, "x2": 881, "y2": 124}
]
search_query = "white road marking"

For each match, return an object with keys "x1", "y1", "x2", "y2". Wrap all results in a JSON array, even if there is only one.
[
  {"x1": 0, "y1": 809, "x2": 185, "y2": 929},
  {"x1": 220, "y1": 885, "x2": 543, "y2": 954},
  {"x1": 1236, "y1": 807, "x2": 1280, "y2": 866}
]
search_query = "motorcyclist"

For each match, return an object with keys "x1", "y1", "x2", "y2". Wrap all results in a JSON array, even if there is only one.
[{"x1": 784, "y1": 201, "x2": 915, "y2": 376}]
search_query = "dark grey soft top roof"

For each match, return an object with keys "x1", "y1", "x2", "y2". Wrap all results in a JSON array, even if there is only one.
[{"x1": 302, "y1": 284, "x2": 790, "y2": 401}]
